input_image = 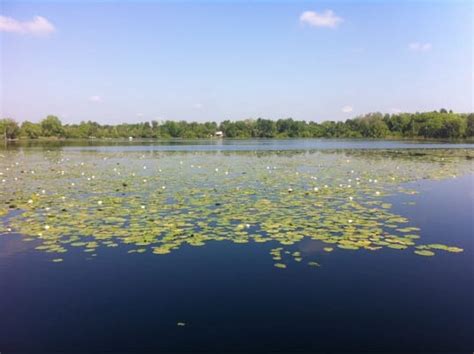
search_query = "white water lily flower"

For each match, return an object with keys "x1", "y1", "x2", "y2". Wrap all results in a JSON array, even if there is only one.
[
  {"x1": 27, "y1": 199, "x2": 33, "y2": 204},
  {"x1": 141, "y1": 205, "x2": 146, "y2": 209},
  {"x1": 348, "y1": 219, "x2": 353, "y2": 223},
  {"x1": 375, "y1": 191, "x2": 380, "y2": 195},
  {"x1": 44, "y1": 225, "x2": 50, "y2": 230},
  {"x1": 97, "y1": 201, "x2": 103, "y2": 206},
  {"x1": 314, "y1": 187, "x2": 319, "y2": 192},
  {"x1": 349, "y1": 196, "x2": 353, "y2": 201},
  {"x1": 162, "y1": 186, "x2": 166, "y2": 189},
  {"x1": 143, "y1": 179, "x2": 147, "y2": 183}
]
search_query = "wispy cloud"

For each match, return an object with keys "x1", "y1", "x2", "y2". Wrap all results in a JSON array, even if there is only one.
[
  {"x1": 300, "y1": 10, "x2": 343, "y2": 29},
  {"x1": 341, "y1": 105, "x2": 353, "y2": 113},
  {"x1": 0, "y1": 15, "x2": 55, "y2": 36},
  {"x1": 409, "y1": 42, "x2": 432, "y2": 52},
  {"x1": 88, "y1": 95, "x2": 102, "y2": 103}
]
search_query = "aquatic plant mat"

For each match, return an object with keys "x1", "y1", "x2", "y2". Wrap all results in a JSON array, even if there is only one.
[{"x1": 1, "y1": 149, "x2": 472, "y2": 267}]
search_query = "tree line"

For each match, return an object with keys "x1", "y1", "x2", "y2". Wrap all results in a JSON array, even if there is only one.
[{"x1": 1, "y1": 110, "x2": 473, "y2": 140}]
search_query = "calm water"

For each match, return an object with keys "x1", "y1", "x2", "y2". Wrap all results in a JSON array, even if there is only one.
[
  {"x1": 0, "y1": 140, "x2": 473, "y2": 352},
  {"x1": 5, "y1": 137, "x2": 474, "y2": 151}
]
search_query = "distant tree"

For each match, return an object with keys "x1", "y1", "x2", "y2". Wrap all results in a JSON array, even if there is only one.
[
  {"x1": 441, "y1": 115, "x2": 466, "y2": 139},
  {"x1": 41, "y1": 115, "x2": 64, "y2": 137},
  {"x1": 2, "y1": 110, "x2": 474, "y2": 140},
  {"x1": 0, "y1": 118, "x2": 20, "y2": 139},
  {"x1": 20, "y1": 121, "x2": 42, "y2": 139},
  {"x1": 466, "y1": 114, "x2": 474, "y2": 137}
]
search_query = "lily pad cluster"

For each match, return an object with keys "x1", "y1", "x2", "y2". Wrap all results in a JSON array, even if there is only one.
[{"x1": 0, "y1": 148, "x2": 472, "y2": 266}]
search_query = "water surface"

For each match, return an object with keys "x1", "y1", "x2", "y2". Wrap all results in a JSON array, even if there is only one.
[{"x1": 0, "y1": 141, "x2": 472, "y2": 352}]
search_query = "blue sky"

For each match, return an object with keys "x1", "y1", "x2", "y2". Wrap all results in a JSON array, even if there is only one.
[{"x1": 1, "y1": 0, "x2": 472, "y2": 124}]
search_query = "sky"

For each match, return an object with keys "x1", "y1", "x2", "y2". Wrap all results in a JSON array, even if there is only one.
[{"x1": 0, "y1": 0, "x2": 473, "y2": 124}]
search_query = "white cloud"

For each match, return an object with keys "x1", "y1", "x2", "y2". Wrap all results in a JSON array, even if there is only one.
[
  {"x1": 0, "y1": 15, "x2": 55, "y2": 36},
  {"x1": 194, "y1": 103, "x2": 203, "y2": 109},
  {"x1": 300, "y1": 10, "x2": 343, "y2": 29},
  {"x1": 409, "y1": 42, "x2": 432, "y2": 52},
  {"x1": 88, "y1": 95, "x2": 102, "y2": 103},
  {"x1": 341, "y1": 105, "x2": 353, "y2": 113}
]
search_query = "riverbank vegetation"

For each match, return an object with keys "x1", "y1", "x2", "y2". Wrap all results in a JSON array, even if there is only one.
[{"x1": 1, "y1": 110, "x2": 473, "y2": 140}]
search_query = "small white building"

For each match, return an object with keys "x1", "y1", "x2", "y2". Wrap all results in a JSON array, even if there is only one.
[
  {"x1": 128, "y1": 136, "x2": 134, "y2": 141},
  {"x1": 215, "y1": 131, "x2": 224, "y2": 138}
]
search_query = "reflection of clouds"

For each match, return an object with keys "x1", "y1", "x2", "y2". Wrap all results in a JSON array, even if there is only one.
[
  {"x1": 0, "y1": 234, "x2": 38, "y2": 259},
  {"x1": 298, "y1": 239, "x2": 326, "y2": 255}
]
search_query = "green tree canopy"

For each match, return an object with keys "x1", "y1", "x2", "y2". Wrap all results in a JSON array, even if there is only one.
[{"x1": 41, "y1": 115, "x2": 64, "y2": 137}]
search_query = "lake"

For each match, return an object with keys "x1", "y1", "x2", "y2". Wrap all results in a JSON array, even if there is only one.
[{"x1": 0, "y1": 139, "x2": 473, "y2": 352}]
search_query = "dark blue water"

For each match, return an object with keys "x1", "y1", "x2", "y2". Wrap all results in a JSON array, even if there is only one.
[{"x1": 0, "y1": 174, "x2": 472, "y2": 352}]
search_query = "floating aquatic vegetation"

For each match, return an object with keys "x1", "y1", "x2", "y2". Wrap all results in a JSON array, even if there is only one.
[
  {"x1": 414, "y1": 250, "x2": 435, "y2": 257},
  {"x1": 0, "y1": 149, "x2": 471, "y2": 267},
  {"x1": 274, "y1": 263, "x2": 287, "y2": 269}
]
